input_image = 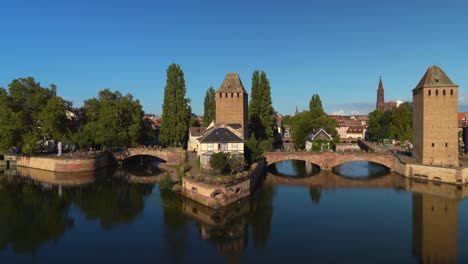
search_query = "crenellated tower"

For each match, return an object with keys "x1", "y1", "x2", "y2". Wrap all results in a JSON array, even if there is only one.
[
  {"x1": 412, "y1": 65, "x2": 459, "y2": 166},
  {"x1": 215, "y1": 73, "x2": 249, "y2": 139}
]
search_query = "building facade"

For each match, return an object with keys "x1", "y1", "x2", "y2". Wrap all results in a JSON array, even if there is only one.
[{"x1": 412, "y1": 65, "x2": 459, "y2": 166}]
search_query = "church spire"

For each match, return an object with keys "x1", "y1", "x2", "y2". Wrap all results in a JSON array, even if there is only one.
[{"x1": 376, "y1": 76, "x2": 385, "y2": 111}]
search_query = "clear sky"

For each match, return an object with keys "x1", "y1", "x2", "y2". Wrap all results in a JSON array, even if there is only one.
[{"x1": 1, "y1": 0, "x2": 468, "y2": 116}]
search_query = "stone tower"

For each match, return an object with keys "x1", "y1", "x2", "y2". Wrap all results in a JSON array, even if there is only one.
[
  {"x1": 215, "y1": 73, "x2": 249, "y2": 139},
  {"x1": 412, "y1": 65, "x2": 459, "y2": 166},
  {"x1": 376, "y1": 76, "x2": 385, "y2": 111}
]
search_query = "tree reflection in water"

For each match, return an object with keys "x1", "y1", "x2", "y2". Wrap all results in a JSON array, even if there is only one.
[
  {"x1": 68, "y1": 171, "x2": 154, "y2": 230},
  {"x1": 0, "y1": 176, "x2": 73, "y2": 254}
]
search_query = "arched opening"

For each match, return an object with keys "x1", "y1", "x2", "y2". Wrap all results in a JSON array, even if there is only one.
[
  {"x1": 121, "y1": 155, "x2": 167, "y2": 177},
  {"x1": 332, "y1": 161, "x2": 390, "y2": 179},
  {"x1": 268, "y1": 160, "x2": 320, "y2": 177}
]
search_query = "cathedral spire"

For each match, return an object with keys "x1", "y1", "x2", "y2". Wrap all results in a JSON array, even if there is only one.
[{"x1": 376, "y1": 76, "x2": 385, "y2": 111}]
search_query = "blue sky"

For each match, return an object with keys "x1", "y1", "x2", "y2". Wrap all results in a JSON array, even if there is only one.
[{"x1": 1, "y1": 0, "x2": 468, "y2": 116}]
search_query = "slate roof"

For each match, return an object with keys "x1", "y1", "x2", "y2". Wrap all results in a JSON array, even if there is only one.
[
  {"x1": 189, "y1": 127, "x2": 207, "y2": 137},
  {"x1": 415, "y1": 65, "x2": 458, "y2": 89},
  {"x1": 199, "y1": 127, "x2": 243, "y2": 143},
  {"x1": 306, "y1": 128, "x2": 333, "y2": 141},
  {"x1": 217, "y1": 73, "x2": 247, "y2": 93}
]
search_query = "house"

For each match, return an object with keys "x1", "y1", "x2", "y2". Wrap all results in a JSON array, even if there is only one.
[
  {"x1": 305, "y1": 128, "x2": 333, "y2": 151},
  {"x1": 188, "y1": 126, "x2": 207, "y2": 152},
  {"x1": 197, "y1": 123, "x2": 245, "y2": 170},
  {"x1": 346, "y1": 126, "x2": 366, "y2": 140}
]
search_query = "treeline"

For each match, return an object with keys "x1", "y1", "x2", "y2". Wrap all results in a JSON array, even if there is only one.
[
  {"x1": 367, "y1": 102, "x2": 413, "y2": 143},
  {"x1": 0, "y1": 77, "x2": 151, "y2": 153}
]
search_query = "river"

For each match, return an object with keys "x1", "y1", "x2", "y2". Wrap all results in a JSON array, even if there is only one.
[{"x1": 1, "y1": 160, "x2": 467, "y2": 263}]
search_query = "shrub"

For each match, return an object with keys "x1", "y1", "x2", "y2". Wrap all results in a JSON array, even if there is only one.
[{"x1": 159, "y1": 173, "x2": 173, "y2": 191}]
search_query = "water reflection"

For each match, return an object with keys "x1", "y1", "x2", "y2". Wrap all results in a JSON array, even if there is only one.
[
  {"x1": 1, "y1": 160, "x2": 468, "y2": 263},
  {"x1": 333, "y1": 160, "x2": 390, "y2": 179},
  {"x1": 0, "y1": 175, "x2": 73, "y2": 254},
  {"x1": 412, "y1": 192, "x2": 457, "y2": 263},
  {"x1": 269, "y1": 160, "x2": 320, "y2": 177}
]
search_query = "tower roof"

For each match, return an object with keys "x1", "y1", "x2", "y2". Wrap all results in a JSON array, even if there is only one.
[
  {"x1": 217, "y1": 73, "x2": 247, "y2": 93},
  {"x1": 415, "y1": 65, "x2": 458, "y2": 89}
]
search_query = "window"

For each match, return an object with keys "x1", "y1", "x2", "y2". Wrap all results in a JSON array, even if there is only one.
[
  {"x1": 237, "y1": 93, "x2": 239, "y2": 97},
  {"x1": 443, "y1": 90, "x2": 446, "y2": 96},
  {"x1": 428, "y1": 90, "x2": 431, "y2": 96},
  {"x1": 232, "y1": 143, "x2": 238, "y2": 151},
  {"x1": 219, "y1": 93, "x2": 222, "y2": 98},
  {"x1": 225, "y1": 93, "x2": 227, "y2": 97},
  {"x1": 208, "y1": 144, "x2": 213, "y2": 151},
  {"x1": 436, "y1": 90, "x2": 439, "y2": 96},
  {"x1": 446, "y1": 143, "x2": 448, "y2": 147},
  {"x1": 451, "y1": 89, "x2": 454, "y2": 95},
  {"x1": 219, "y1": 143, "x2": 227, "y2": 151},
  {"x1": 432, "y1": 143, "x2": 435, "y2": 147}
]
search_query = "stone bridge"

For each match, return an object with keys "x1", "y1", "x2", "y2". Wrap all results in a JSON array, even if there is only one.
[
  {"x1": 264, "y1": 151, "x2": 395, "y2": 170},
  {"x1": 111, "y1": 148, "x2": 185, "y2": 165},
  {"x1": 265, "y1": 171, "x2": 396, "y2": 189}
]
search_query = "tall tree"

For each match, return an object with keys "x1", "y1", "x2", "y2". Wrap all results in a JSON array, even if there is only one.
[
  {"x1": 309, "y1": 94, "x2": 326, "y2": 118},
  {"x1": 159, "y1": 64, "x2": 190, "y2": 148},
  {"x1": 203, "y1": 86, "x2": 216, "y2": 126},
  {"x1": 248, "y1": 70, "x2": 274, "y2": 141}
]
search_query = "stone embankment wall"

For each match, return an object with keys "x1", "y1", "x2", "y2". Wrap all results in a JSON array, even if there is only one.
[
  {"x1": 394, "y1": 154, "x2": 464, "y2": 184},
  {"x1": 182, "y1": 179, "x2": 250, "y2": 209},
  {"x1": 14, "y1": 152, "x2": 113, "y2": 172}
]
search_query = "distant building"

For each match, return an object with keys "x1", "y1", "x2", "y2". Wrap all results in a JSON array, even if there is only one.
[
  {"x1": 376, "y1": 76, "x2": 397, "y2": 112},
  {"x1": 412, "y1": 65, "x2": 458, "y2": 166},
  {"x1": 329, "y1": 115, "x2": 348, "y2": 139},
  {"x1": 305, "y1": 128, "x2": 333, "y2": 151},
  {"x1": 188, "y1": 126, "x2": 207, "y2": 152}
]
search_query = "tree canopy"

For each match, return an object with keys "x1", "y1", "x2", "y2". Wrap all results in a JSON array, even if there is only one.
[
  {"x1": 203, "y1": 86, "x2": 216, "y2": 126},
  {"x1": 367, "y1": 102, "x2": 412, "y2": 143},
  {"x1": 73, "y1": 89, "x2": 145, "y2": 148},
  {"x1": 288, "y1": 94, "x2": 337, "y2": 149},
  {"x1": 159, "y1": 64, "x2": 190, "y2": 148},
  {"x1": 0, "y1": 77, "x2": 70, "y2": 153}
]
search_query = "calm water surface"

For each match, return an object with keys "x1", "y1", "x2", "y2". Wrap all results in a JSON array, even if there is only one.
[{"x1": 1, "y1": 160, "x2": 467, "y2": 263}]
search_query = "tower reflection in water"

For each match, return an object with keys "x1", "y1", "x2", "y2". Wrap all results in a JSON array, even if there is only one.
[{"x1": 412, "y1": 192, "x2": 457, "y2": 263}]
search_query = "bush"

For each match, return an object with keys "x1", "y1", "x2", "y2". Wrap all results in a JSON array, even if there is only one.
[{"x1": 159, "y1": 173, "x2": 173, "y2": 191}]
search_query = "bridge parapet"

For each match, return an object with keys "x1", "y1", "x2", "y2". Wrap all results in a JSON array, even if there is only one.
[{"x1": 264, "y1": 151, "x2": 394, "y2": 171}]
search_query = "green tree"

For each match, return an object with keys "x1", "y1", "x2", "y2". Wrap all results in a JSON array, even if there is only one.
[
  {"x1": 249, "y1": 70, "x2": 275, "y2": 141},
  {"x1": 159, "y1": 64, "x2": 190, "y2": 148},
  {"x1": 368, "y1": 110, "x2": 384, "y2": 142},
  {"x1": 209, "y1": 152, "x2": 230, "y2": 173},
  {"x1": 309, "y1": 94, "x2": 326, "y2": 118},
  {"x1": 289, "y1": 111, "x2": 338, "y2": 149},
  {"x1": 203, "y1": 86, "x2": 216, "y2": 126},
  {"x1": 75, "y1": 89, "x2": 144, "y2": 148},
  {"x1": 389, "y1": 103, "x2": 413, "y2": 141},
  {"x1": 0, "y1": 78, "x2": 69, "y2": 153}
]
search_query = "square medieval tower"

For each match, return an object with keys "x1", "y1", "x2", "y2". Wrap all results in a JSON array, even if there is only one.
[
  {"x1": 412, "y1": 65, "x2": 459, "y2": 166},
  {"x1": 215, "y1": 73, "x2": 249, "y2": 139}
]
